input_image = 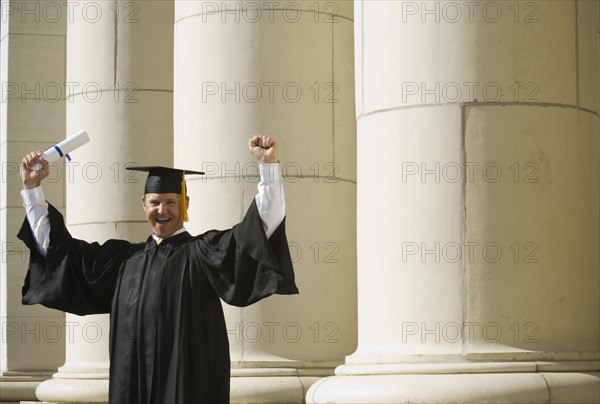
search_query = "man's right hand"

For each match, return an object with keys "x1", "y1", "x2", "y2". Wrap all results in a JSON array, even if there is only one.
[{"x1": 21, "y1": 151, "x2": 49, "y2": 190}]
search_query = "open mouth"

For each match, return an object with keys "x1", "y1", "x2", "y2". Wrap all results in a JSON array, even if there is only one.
[{"x1": 156, "y1": 218, "x2": 171, "y2": 225}]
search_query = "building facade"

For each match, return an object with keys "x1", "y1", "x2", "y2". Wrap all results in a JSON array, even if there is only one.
[{"x1": 1, "y1": 1, "x2": 598, "y2": 403}]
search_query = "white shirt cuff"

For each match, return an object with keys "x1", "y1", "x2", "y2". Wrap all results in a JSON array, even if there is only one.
[
  {"x1": 255, "y1": 163, "x2": 285, "y2": 238},
  {"x1": 21, "y1": 186, "x2": 46, "y2": 205},
  {"x1": 21, "y1": 186, "x2": 50, "y2": 257}
]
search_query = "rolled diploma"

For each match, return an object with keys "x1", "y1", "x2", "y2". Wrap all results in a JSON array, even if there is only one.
[{"x1": 34, "y1": 130, "x2": 90, "y2": 170}]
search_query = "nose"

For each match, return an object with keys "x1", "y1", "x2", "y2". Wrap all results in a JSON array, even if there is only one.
[{"x1": 157, "y1": 203, "x2": 166, "y2": 215}]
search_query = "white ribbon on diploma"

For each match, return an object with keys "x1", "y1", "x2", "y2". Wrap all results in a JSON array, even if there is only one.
[{"x1": 34, "y1": 129, "x2": 90, "y2": 171}]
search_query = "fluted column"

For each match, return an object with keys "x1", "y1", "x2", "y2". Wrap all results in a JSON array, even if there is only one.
[
  {"x1": 1, "y1": 1, "x2": 67, "y2": 401},
  {"x1": 174, "y1": 1, "x2": 357, "y2": 402},
  {"x1": 308, "y1": 0, "x2": 599, "y2": 402},
  {"x1": 34, "y1": 1, "x2": 174, "y2": 402}
]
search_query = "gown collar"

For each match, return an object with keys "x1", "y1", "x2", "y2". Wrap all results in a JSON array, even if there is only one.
[
  {"x1": 146, "y1": 228, "x2": 190, "y2": 250},
  {"x1": 151, "y1": 227, "x2": 187, "y2": 242}
]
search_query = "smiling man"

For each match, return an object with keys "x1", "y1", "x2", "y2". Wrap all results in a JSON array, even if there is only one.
[
  {"x1": 145, "y1": 191, "x2": 183, "y2": 238},
  {"x1": 131, "y1": 165, "x2": 205, "y2": 239},
  {"x1": 18, "y1": 135, "x2": 298, "y2": 404}
]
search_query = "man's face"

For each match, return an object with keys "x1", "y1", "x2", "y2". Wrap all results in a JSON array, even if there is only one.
[{"x1": 142, "y1": 193, "x2": 189, "y2": 238}]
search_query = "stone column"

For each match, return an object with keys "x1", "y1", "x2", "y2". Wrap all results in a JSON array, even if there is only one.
[
  {"x1": 33, "y1": 1, "x2": 174, "y2": 402},
  {"x1": 174, "y1": 1, "x2": 356, "y2": 402},
  {"x1": 1, "y1": 1, "x2": 67, "y2": 401},
  {"x1": 308, "y1": 0, "x2": 599, "y2": 402}
]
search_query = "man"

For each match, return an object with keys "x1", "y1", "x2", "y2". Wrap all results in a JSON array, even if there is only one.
[{"x1": 18, "y1": 135, "x2": 298, "y2": 404}]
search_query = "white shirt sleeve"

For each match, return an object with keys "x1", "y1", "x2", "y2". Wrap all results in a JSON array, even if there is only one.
[
  {"x1": 255, "y1": 163, "x2": 286, "y2": 239},
  {"x1": 20, "y1": 186, "x2": 50, "y2": 257}
]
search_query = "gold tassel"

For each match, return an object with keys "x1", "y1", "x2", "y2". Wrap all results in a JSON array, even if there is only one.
[{"x1": 181, "y1": 171, "x2": 189, "y2": 222}]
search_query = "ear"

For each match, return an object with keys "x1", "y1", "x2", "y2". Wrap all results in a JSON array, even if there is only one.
[
  {"x1": 141, "y1": 195, "x2": 146, "y2": 209},
  {"x1": 185, "y1": 196, "x2": 190, "y2": 208}
]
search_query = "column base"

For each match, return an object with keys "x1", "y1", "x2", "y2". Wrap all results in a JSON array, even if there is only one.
[
  {"x1": 306, "y1": 363, "x2": 600, "y2": 404},
  {"x1": 21, "y1": 402, "x2": 100, "y2": 404},
  {"x1": 230, "y1": 368, "x2": 333, "y2": 404},
  {"x1": 0, "y1": 372, "x2": 51, "y2": 403},
  {"x1": 34, "y1": 377, "x2": 108, "y2": 403},
  {"x1": 14, "y1": 368, "x2": 333, "y2": 404}
]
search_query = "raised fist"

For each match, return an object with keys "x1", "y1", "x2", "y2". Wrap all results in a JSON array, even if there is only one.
[
  {"x1": 21, "y1": 151, "x2": 49, "y2": 190},
  {"x1": 249, "y1": 135, "x2": 278, "y2": 164}
]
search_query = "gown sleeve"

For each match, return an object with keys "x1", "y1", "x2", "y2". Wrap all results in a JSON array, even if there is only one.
[
  {"x1": 18, "y1": 202, "x2": 132, "y2": 315},
  {"x1": 192, "y1": 200, "x2": 299, "y2": 307}
]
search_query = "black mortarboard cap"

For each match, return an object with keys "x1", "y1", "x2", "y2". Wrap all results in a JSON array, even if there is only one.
[{"x1": 126, "y1": 166, "x2": 204, "y2": 194}]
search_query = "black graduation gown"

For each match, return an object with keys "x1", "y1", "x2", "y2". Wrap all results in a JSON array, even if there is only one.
[{"x1": 18, "y1": 201, "x2": 298, "y2": 404}]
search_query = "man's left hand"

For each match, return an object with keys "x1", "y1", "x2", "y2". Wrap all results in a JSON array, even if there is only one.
[{"x1": 249, "y1": 135, "x2": 278, "y2": 164}]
